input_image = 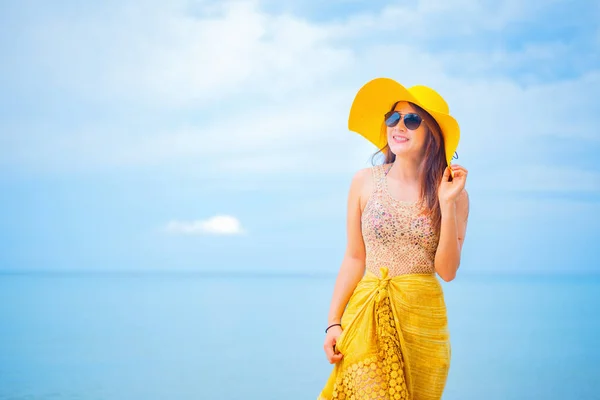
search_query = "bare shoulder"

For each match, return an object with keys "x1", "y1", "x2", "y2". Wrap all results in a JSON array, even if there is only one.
[
  {"x1": 349, "y1": 166, "x2": 376, "y2": 212},
  {"x1": 351, "y1": 166, "x2": 373, "y2": 182}
]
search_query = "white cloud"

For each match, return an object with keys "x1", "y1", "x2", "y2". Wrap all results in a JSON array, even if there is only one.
[
  {"x1": 165, "y1": 215, "x2": 246, "y2": 235},
  {"x1": 29, "y1": 0, "x2": 352, "y2": 107},
  {"x1": 2, "y1": 0, "x2": 599, "y2": 190},
  {"x1": 3, "y1": 0, "x2": 599, "y2": 274},
  {"x1": 328, "y1": 0, "x2": 573, "y2": 40}
]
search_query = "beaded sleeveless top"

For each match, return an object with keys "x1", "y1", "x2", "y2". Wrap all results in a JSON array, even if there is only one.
[{"x1": 361, "y1": 164, "x2": 440, "y2": 278}]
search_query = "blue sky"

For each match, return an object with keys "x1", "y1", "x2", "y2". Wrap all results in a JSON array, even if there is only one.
[{"x1": 1, "y1": 0, "x2": 599, "y2": 274}]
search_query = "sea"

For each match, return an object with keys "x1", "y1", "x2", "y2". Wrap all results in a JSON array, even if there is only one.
[{"x1": 1, "y1": 271, "x2": 599, "y2": 400}]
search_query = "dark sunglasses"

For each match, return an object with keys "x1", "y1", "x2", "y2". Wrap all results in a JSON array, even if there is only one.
[{"x1": 384, "y1": 111, "x2": 423, "y2": 130}]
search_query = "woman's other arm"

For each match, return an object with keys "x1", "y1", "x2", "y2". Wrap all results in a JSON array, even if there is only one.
[
  {"x1": 323, "y1": 168, "x2": 368, "y2": 363},
  {"x1": 434, "y1": 188, "x2": 469, "y2": 282}
]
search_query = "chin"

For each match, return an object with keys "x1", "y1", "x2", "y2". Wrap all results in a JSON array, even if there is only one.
[{"x1": 388, "y1": 145, "x2": 410, "y2": 156}]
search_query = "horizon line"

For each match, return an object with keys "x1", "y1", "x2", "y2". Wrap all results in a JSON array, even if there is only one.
[{"x1": 1, "y1": 268, "x2": 599, "y2": 279}]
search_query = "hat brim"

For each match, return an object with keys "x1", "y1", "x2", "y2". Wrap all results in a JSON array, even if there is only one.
[{"x1": 348, "y1": 78, "x2": 460, "y2": 167}]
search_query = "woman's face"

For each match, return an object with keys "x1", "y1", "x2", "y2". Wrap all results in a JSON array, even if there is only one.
[{"x1": 386, "y1": 101, "x2": 428, "y2": 160}]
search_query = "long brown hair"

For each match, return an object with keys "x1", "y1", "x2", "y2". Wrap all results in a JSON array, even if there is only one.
[{"x1": 369, "y1": 101, "x2": 449, "y2": 234}]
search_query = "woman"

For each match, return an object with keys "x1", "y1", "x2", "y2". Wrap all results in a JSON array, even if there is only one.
[{"x1": 317, "y1": 78, "x2": 469, "y2": 400}]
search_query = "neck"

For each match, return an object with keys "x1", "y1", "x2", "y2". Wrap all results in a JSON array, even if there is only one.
[{"x1": 388, "y1": 156, "x2": 422, "y2": 183}]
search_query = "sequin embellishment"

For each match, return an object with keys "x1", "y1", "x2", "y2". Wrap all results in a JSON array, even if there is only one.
[{"x1": 361, "y1": 164, "x2": 440, "y2": 277}]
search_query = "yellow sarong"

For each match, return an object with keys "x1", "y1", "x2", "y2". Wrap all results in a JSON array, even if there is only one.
[{"x1": 318, "y1": 267, "x2": 451, "y2": 400}]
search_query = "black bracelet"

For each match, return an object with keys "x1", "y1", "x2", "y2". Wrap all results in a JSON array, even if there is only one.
[{"x1": 325, "y1": 323, "x2": 342, "y2": 333}]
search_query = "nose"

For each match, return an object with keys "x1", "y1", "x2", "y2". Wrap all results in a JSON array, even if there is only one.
[{"x1": 392, "y1": 118, "x2": 407, "y2": 132}]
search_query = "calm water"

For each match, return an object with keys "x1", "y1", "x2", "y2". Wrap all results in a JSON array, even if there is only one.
[{"x1": 1, "y1": 271, "x2": 599, "y2": 400}]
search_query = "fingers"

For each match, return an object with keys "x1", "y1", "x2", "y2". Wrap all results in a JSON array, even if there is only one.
[
  {"x1": 331, "y1": 353, "x2": 343, "y2": 363},
  {"x1": 449, "y1": 165, "x2": 468, "y2": 184},
  {"x1": 323, "y1": 341, "x2": 334, "y2": 361},
  {"x1": 449, "y1": 164, "x2": 468, "y2": 175},
  {"x1": 324, "y1": 338, "x2": 344, "y2": 364},
  {"x1": 442, "y1": 166, "x2": 451, "y2": 181}
]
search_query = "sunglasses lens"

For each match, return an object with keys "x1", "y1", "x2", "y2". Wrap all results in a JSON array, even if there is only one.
[
  {"x1": 404, "y1": 114, "x2": 422, "y2": 130},
  {"x1": 385, "y1": 112, "x2": 400, "y2": 127}
]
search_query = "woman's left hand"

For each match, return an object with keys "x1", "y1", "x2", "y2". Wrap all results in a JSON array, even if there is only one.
[{"x1": 438, "y1": 164, "x2": 468, "y2": 205}]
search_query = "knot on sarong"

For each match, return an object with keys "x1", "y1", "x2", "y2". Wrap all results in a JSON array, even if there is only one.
[{"x1": 375, "y1": 267, "x2": 391, "y2": 303}]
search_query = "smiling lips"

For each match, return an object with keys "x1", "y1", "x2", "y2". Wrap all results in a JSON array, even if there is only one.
[{"x1": 392, "y1": 135, "x2": 408, "y2": 143}]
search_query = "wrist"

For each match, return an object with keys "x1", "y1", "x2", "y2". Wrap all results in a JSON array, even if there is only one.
[
  {"x1": 325, "y1": 323, "x2": 342, "y2": 333},
  {"x1": 440, "y1": 199, "x2": 456, "y2": 214}
]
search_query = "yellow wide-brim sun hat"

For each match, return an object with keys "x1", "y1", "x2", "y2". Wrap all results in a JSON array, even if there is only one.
[{"x1": 348, "y1": 77, "x2": 460, "y2": 168}]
